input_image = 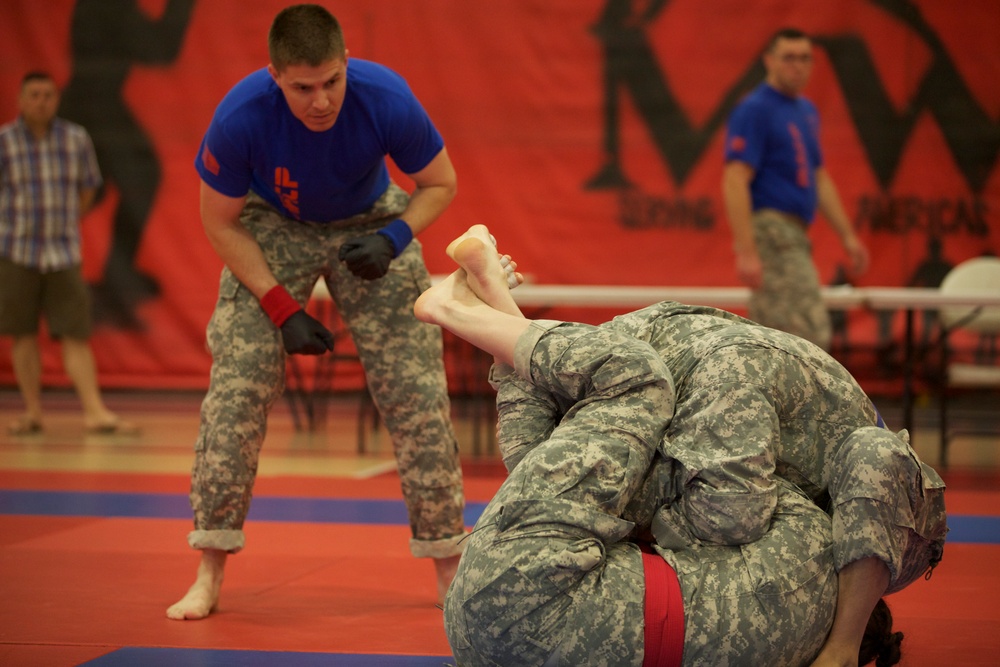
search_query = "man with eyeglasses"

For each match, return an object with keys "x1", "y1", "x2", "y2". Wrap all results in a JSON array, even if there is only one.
[{"x1": 721, "y1": 27, "x2": 870, "y2": 351}]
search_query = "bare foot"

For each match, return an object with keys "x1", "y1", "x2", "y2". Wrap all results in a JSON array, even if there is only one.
[
  {"x1": 499, "y1": 254, "x2": 524, "y2": 290},
  {"x1": 448, "y1": 227, "x2": 522, "y2": 317},
  {"x1": 445, "y1": 223, "x2": 495, "y2": 260},
  {"x1": 415, "y1": 269, "x2": 480, "y2": 327},
  {"x1": 8, "y1": 414, "x2": 43, "y2": 435},
  {"x1": 84, "y1": 408, "x2": 141, "y2": 435},
  {"x1": 415, "y1": 269, "x2": 528, "y2": 366},
  {"x1": 434, "y1": 554, "x2": 461, "y2": 605},
  {"x1": 84, "y1": 418, "x2": 141, "y2": 435},
  {"x1": 448, "y1": 224, "x2": 523, "y2": 290},
  {"x1": 166, "y1": 549, "x2": 226, "y2": 620}
]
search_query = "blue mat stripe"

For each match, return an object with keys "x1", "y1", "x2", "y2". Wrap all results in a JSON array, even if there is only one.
[
  {"x1": 79, "y1": 647, "x2": 454, "y2": 666},
  {"x1": 0, "y1": 489, "x2": 996, "y2": 544},
  {"x1": 946, "y1": 514, "x2": 1000, "y2": 544},
  {"x1": 0, "y1": 489, "x2": 487, "y2": 527}
]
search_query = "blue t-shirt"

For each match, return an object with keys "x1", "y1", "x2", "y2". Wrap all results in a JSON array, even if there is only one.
[
  {"x1": 195, "y1": 59, "x2": 444, "y2": 222},
  {"x1": 724, "y1": 83, "x2": 823, "y2": 223}
]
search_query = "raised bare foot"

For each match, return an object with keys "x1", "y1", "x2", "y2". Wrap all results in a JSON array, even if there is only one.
[
  {"x1": 448, "y1": 229, "x2": 522, "y2": 316},
  {"x1": 415, "y1": 269, "x2": 480, "y2": 326},
  {"x1": 166, "y1": 549, "x2": 226, "y2": 620},
  {"x1": 448, "y1": 224, "x2": 523, "y2": 290},
  {"x1": 499, "y1": 254, "x2": 524, "y2": 290},
  {"x1": 445, "y1": 223, "x2": 495, "y2": 259}
]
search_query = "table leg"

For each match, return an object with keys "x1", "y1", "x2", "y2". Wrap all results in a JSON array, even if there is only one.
[{"x1": 903, "y1": 308, "x2": 915, "y2": 439}]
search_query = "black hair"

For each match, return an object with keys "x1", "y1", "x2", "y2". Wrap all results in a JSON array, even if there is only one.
[
  {"x1": 268, "y1": 4, "x2": 345, "y2": 70},
  {"x1": 21, "y1": 71, "x2": 54, "y2": 88},
  {"x1": 859, "y1": 598, "x2": 904, "y2": 667},
  {"x1": 766, "y1": 27, "x2": 810, "y2": 51}
]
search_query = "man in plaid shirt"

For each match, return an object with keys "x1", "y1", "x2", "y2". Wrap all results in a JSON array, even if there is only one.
[{"x1": 0, "y1": 71, "x2": 137, "y2": 436}]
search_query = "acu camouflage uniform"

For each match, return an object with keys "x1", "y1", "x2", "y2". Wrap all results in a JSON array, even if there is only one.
[
  {"x1": 750, "y1": 209, "x2": 832, "y2": 350},
  {"x1": 188, "y1": 185, "x2": 466, "y2": 558},
  {"x1": 446, "y1": 321, "x2": 839, "y2": 666},
  {"x1": 604, "y1": 301, "x2": 948, "y2": 594}
]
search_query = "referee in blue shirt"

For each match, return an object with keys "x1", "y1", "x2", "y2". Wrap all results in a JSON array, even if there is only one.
[
  {"x1": 722, "y1": 27, "x2": 870, "y2": 351},
  {"x1": 167, "y1": 4, "x2": 467, "y2": 620}
]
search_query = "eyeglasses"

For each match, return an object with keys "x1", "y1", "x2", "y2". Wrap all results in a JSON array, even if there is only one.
[{"x1": 778, "y1": 53, "x2": 813, "y2": 64}]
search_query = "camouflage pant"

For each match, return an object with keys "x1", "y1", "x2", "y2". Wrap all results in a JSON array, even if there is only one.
[
  {"x1": 447, "y1": 322, "x2": 837, "y2": 666},
  {"x1": 749, "y1": 209, "x2": 831, "y2": 350},
  {"x1": 605, "y1": 302, "x2": 947, "y2": 594},
  {"x1": 660, "y1": 480, "x2": 837, "y2": 667},
  {"x1": 187, "y1": 185, "x2": 466, "y2": 558}
]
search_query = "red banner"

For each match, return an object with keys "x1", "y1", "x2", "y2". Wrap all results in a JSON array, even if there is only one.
[{"x1": 1, "y1": 0, "x2": 998, "y2": 390}]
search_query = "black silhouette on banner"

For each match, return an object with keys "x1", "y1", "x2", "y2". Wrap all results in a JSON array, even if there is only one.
[
  {"x1": 819, "y1": 0, "x2": 1000, "y2": 195},
  {"x1": 60, "y1": 0, "x2": 195, "y2": 330},
  {"x1": 586, "y1": 0, "x2": 999, "y2": 214},
  {"x1": 586, "y1": 0, "x2": 761, "y2": 192},
  {"x1": 587, "y1": 0, "x2": 999, "y2": 370}
]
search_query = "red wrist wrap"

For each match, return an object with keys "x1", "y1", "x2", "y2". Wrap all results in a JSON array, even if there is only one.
[{"x1": 260, "y1": 285, "x2": 301, "y2": 327}]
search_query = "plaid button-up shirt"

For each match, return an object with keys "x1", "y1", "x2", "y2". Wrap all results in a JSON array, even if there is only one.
[{"x1": 0, "y1": 116, "x2": 102, "y2": 272}]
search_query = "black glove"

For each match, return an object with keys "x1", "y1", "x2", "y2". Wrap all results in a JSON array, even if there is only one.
[
  {"x1": 338, "y1": 234, "x2": 394, "y2": 280},
  {"x1": 279, "y1": 310, "x2": 334, "y2": 355}
]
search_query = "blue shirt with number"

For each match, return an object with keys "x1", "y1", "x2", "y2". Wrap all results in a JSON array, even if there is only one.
[
  {"x1": 724, "y1": 83, "x2": 823, "y2": 224},
  {"x1": 195, "y1": 59, "x2": 443, "y2": 222}
]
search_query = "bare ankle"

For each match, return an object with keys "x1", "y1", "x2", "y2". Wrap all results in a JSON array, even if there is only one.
[{"x1": 166, "y1": 550, "x2": 228, "y2": 621}]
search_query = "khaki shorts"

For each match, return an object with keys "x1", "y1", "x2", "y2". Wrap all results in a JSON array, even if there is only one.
[{"x1": 0, "y1": 258, "x2": 92, "y2": 339}]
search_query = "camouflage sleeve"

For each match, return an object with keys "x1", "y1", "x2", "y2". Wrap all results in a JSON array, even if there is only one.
[
  {"x1": 826, "y1": 426, "x2": 948, "y2": 593},
  {"x1": 651, "y1": 380, "x2": 779, "y2": 549}
]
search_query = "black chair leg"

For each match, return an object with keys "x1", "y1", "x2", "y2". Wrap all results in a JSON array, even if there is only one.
[{"x1": 938, "y1": 330, "x2": 950, "y2": 469}]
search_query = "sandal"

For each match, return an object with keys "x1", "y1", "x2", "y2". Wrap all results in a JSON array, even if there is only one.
[
  {"x1": 85, "y1": 420, "x2": 141, "y2": 436},
  {"x1": 8, "y1": 417, "x2": 43, "y2": 435}
]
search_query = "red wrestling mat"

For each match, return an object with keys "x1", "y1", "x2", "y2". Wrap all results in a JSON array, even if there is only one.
[
  {"x1": 1, "y1": 467, "x2": 998, "y2": 666},
  {"x1": 886, "y1": 544, "x2": 1000, "y2": 665},
  {"x1": 0, "y1": 517, "x2": 453, "y2": 660}
]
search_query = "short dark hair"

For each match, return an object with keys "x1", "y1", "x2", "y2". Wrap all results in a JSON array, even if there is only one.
[
  {"x1": 21, "y1": 71, "x2": 54, "y2": 89},
  {"x1": 766, "y1": 27, "x2": 810, "y2": 52},
  {"x1": 268, "y1": 4, "x2": 345, "y2": 71}
]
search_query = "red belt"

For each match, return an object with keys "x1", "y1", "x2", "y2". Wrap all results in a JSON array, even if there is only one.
[{"x1": 641, "y1": 546, "x2": 685, "y2": 667}]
